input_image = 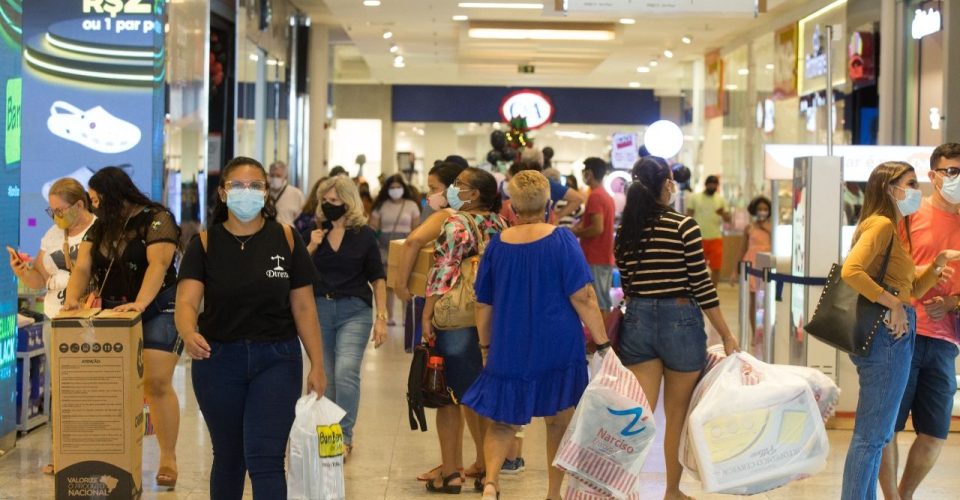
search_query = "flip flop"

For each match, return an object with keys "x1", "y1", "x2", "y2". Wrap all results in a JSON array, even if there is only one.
[{"x1": 47, "y1": 101, "x2": 141, "y2": 154}]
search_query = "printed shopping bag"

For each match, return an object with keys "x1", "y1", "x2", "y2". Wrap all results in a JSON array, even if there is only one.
[
  {"x1": 288, "y1": 394, "x2": 347, "y2": 500},
  {"x1": 680, "y1": 352, "x2": 829, "y2": 495},
  {"x1": 554, "y1": 351, "x2": 656, "y2": 499}
]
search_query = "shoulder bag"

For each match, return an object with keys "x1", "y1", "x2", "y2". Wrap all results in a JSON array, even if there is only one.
[
  {"x1": 431, "y1": 214, "x2": 486, "y2": 330},
  {"x1": 804, "y1": 237, "x2": 897, "y2": 356}
]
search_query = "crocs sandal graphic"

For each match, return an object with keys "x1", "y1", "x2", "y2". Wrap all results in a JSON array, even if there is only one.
[
  {"x1": 47, "y1": 101, "x2": 141, "y2": 154},
  {"x1": 41, "y1": 164, "x2": 135, "y2": 200}
]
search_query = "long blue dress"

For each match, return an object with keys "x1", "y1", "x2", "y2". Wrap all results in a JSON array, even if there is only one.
[{"x1": 462, "y1": 228, "x2": 593, "y2": 425}]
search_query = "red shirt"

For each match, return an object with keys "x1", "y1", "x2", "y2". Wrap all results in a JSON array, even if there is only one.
[
  {"x1": 580, "y1": 188, "x2": 615, "y2": 266},
  {"x1": 906, "y1": 198, "x2": 960, "y2": 345}
]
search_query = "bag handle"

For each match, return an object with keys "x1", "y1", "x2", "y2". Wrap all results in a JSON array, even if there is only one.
[
  {"x1": 199, "y1": 222, "x2": 294, "y2": 254},
  {"x1": 460, "y1": 213, "x2": 486, "y2": 256},
  {"x1": 874, "y1": 235, "x2": 895, "y2": 288}
]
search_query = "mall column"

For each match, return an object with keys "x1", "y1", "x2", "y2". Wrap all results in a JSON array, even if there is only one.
[
  {"x1": 308, "y1": 23, "x2": 330, "y2": 182},
  {"x1": 944, "y1": 0, "x2": 960, "y2": 141}
]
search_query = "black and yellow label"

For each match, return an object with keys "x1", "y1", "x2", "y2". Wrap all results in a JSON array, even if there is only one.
[{"x1": 316, "y1": 424, "x2": 344, "y2": 458}]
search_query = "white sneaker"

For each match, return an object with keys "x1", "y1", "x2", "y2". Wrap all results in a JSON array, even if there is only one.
[{"x1": 47, "y1": 101, "x2": 141, "y2": 154}]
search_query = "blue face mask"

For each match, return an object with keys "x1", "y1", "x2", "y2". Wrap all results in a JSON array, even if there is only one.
[
  {"x1": 226, "y1": 188, "x2": 265, "y2": 222},
  {"x1": 894, "y1": 186, "x2": 922, "y2": 217},
  {"x1": 446, "y1": 184, "x2": 467, "y2": 211}
]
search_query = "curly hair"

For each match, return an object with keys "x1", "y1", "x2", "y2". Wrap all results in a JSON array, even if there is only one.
[{"x1": 508, "y1": 170, "x2": 550, "y2": 217}]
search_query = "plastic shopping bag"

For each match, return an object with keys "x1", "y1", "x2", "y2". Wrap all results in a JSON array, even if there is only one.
[
  {"x1": 288, "y1": 394, "x2": 347, "y2": 500},
  {"x1": 565, "y1": 476, "x2": 641, "y2": 500},
  {"x1": 681, "y1": 352, "x2": 829, "y2": 495},
  {"x1": 554, "y1": 351, "x2": 656, "y2": 499}
]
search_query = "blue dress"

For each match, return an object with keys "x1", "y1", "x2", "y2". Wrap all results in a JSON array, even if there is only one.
[{"x1": 462, "y1": 228, "x2": 592, "y2": 425}]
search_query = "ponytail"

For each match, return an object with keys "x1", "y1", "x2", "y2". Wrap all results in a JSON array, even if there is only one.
[{"x1": 615, "y1": 156, "x2": 671, "y2": 260}]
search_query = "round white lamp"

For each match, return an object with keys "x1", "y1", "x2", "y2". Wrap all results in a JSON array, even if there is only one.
[{"x1": 643, "y1": 120, "x2": 684, "y2": 159}]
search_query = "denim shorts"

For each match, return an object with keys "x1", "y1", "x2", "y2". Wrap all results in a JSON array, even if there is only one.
[
  {"x1": 143, "y1": 312, "x2": 184, "y2": 355},
  {"x1": 618, "y1": 297, "x2": 707, "y2": 372},
  {"x1": 435, "y1": 327, "x2": 483, "y2": 404},
  {"x1": 894, "y1": 335, "x2": 959, "y2": 439}
]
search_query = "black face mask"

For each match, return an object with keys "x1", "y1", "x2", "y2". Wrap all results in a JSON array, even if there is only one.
[
  {"x1": 705, "y1": 186, "x2": 718, "y2": 195},
  {"x1": 321, "y1": 202, "x2": 347, "y2": 222}
]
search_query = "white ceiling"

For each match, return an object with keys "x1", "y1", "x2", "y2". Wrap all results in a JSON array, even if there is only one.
[{"x1": 290, "y1": 0, "x2": 833, "y2": 92}]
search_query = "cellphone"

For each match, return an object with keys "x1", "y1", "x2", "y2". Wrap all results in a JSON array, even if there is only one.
[{"x1": 6, "y1": 246, "x2": 22, "y2": 264}]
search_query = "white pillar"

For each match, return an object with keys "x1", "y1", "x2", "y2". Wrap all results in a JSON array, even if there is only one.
[{"x1": 307, "y1": 24, "x2": 330, "y2": 184}]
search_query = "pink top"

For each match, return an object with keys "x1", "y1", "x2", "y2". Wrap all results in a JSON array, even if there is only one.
[
  {"x1": 744, "y1": 223, "x2": 772, "y2": 265},
  {"x1": 907, "y1": 198, "x2": 960, "y2": 345}
]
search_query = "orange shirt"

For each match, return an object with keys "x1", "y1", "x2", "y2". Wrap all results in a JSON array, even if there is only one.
[{"x1": 906, "y1": 198, "x2": 960, "y2": 345}]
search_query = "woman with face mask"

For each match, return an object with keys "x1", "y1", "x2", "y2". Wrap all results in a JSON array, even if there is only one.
[
  {"x1": 175, "y1": 156, "x2": 326, "y2": 499},
  {"x1": 839, "y1": 161, "x2": 960, "y2": 499},
  {"x1": 301, "y1": 175, "x2": 388, "y2": 459},
  {"x1": 7, "y1": 178, "x2": 95, "y2": 476},
  {"x1": 63, "y1": 166, "x2": 182, "y2": 488},
  {"x1": 735, "y1": 195, "x2": 773, "y2": 344},
  {"x1": 370, "y1": 174, "x2": 421, "y2": 324}
]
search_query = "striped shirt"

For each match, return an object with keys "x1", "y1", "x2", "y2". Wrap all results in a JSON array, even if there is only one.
[{"x1": 615, "y1": 210, "x2": 720, "y2": 309}]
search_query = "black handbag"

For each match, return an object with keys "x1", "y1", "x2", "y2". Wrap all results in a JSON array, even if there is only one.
[
  {"x1": 406, "y1": 340, "x2": 454, "y2": 432},
  {"x1": 805, "y1": 237, "x2": 898, "y2": 356}
]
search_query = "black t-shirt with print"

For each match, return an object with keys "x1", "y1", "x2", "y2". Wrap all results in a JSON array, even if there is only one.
[
  {"x1": 178, "y1": 221, "x2": 319, "y2": 342},
  {"x1": 84, "y1": 206, "x2": 180, "y2": 302}
]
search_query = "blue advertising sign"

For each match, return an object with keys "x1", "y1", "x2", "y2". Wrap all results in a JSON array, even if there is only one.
[
  {"x1": 0, "y1": 0, "x2": 21, "y2": 442},
  {"x1": 19, "y1": 0, "x2": 164, "y2": 249}
]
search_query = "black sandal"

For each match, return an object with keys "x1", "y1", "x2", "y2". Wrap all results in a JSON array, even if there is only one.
[
  {"x1": 426, "y1": 472, "x2": 462, "y2": 494},
  {"x1": 474, "y1": 470, "x2": 486, "y2": 492}
]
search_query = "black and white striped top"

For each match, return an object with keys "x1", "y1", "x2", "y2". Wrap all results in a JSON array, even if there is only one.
[{"x1": 615, "y1": 210, "x2": 720, "y2": 309}]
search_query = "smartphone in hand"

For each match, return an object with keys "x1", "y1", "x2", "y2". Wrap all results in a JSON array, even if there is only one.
[{"x1": 6, "y1": 246, "x2": 22, "y2": 264}]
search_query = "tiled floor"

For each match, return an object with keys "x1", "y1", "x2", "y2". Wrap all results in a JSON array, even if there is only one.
[{"x1": 3, "y1": 287, "x2": 960, "y2": 498}]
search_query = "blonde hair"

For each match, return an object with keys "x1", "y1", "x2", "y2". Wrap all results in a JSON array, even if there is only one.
[
  {"x1": 508, "y1": 170, "x2": 550, "y2": 217},
  {"x1": 48, "y1": 178, "x2": 89, "y2": 209},
  {"x1": 316, "y1": 176, "x2": 368, "y2": 229}
]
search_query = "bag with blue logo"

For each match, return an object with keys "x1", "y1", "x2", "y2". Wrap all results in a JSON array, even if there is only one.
[
  {"x1": 288, "y1": 394, "x2": 347, "y2": 500},
  {"x1": 554, "y1": 351, "x2": 656, "y2": 499}
]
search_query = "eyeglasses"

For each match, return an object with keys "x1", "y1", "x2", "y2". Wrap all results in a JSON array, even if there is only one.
[
  {"x1": 453, "y1": 180, "x2": 475, "y2": 191},
  {"x1": 934, "y1": 167, "x2": 960, "y2": 179},
  {"x1": 226, "y1": 180, "x2": 267, "y2": 191},
  {"x1": 45, "y1": 204, "x2": 76, "y2": 218}
]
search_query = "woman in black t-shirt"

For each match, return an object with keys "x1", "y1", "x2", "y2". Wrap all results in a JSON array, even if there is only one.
[
  {"x1": 175, "y1": 156, "x2": 326, "y2": 499},
  {"x1": 64, "y1": 166, "x2": 183, "y2": 488},
  {"x1": 303, "y1": 175, "x2": 388, "y2": 457}
]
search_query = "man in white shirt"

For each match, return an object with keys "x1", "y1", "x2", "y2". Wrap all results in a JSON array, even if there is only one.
[{"x1": 269, "y1": 161, "x2": 305, "y2": 225}]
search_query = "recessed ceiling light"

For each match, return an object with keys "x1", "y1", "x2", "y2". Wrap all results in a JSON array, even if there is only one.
[
  {"x1": 382, "y1": 31, "x2": 393, "y2": 39},
  {"x1": 389, "y1": 44, "x2": 399, "y2": 53},
  {"x1": 636, "y1": 66, "x2": 650, "y2": 73},
  {"x1": 469, "y1": 27, "x2": 615, "y2": 41},
  {"x1": 649, "y1": 60, "x2": 658, "y2": 67},
  {"x1": 249, "y1": 54, "x2": 259, "y2": 61},
  {"x1": 458, "y1": 2, "x2": 543, "y2": 9},
  {"x1": 725, "y1": 84, "x2": 738, "y2": 90},
  {"x1": 619, "y1": 18, "x2": 635, "y2": 25},
  {"x1": 765, "y1": 63, "x2": 775, "y2": 70},
  {"x1": 681, "y1": 36, "x2": 692, "y2": 44},
  {"x1": 738, "y1": 68, "x2": 749, "y2": 76},
  {"x1": 394, "y1": 55, "x2": 404, "y2": 64},
  {"x1": 363, "y1": 0, "x2": 381, "y2": 6},
  {"x1": 663, "y1": 49, "x2": 673, "y2": 58},
  {"x1": 453, "y1": 15, "x2": 469, "y2": 21},
  {"x1": 628, "y1": 82, "x2": 641, "y2": 88}
]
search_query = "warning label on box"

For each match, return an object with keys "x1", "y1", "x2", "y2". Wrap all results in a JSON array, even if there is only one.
[{"x1": 58, "y1": 357, "x2": 125, "y2": 454}]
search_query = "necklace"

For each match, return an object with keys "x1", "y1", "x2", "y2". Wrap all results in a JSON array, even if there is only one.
[{"x1": 227, "y1": 220, "x2": 265, "y2": 251}]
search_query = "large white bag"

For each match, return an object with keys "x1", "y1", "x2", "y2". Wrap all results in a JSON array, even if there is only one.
[
  {"x1": 681, "y1": 352, "x2": 829, "y2": 495},
  {"x1": 288, "y1": 394, "x2": 347, "y2": 500},
  {"x1": 554, "y1": 352, "x2": 656, "y2": 499}
]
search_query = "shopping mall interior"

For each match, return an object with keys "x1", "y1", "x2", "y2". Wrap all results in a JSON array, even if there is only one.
[{"x1": 2, "y1": 0, "x2": 960, "y2": 498}]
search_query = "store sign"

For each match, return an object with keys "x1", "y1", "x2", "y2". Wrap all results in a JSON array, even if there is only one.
[
  {"x1": 756, "y1": 99, "x2": 775, "y2": 134},
  {"x1": 912, "y1": 8, "x2": 941, "y2": 40},
  {"x1": 499, "y1": 90, "x2": 554, "y2": 130},
  {"x1": 20, "y1": 0, "x2": 164, "y2": 248},
  {"x1": 564, "y1": 0, "x2": 757, "y2": 15},
  {"x1": 764, "y1": 145, "x2": 934, "y2": 182},
  {"x1": 773, "y1": 24, "x2": 798, "y2": 99},
  {"x1": 611, "y1": 132, "x2": 638, "y2": 170},
  {"x1": 804, "y1": 24, "x2": 828, "y2": 79}
]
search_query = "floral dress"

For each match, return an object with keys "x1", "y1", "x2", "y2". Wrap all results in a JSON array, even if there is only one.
[{"x1": 426, "y1": 213, "x2": 507, "y2": 297}]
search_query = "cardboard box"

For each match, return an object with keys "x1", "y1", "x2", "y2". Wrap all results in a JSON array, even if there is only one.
[
  {"x1": 52, "y1": 310, "x2": 144, "y2": 500},
  {"x1": 386, "y1": 239, "x2": 433, "y2": 296}
]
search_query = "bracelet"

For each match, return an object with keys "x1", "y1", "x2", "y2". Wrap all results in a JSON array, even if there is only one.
[
  {"x1": 595, "y1": 342, "x2": 611, "y2": 352},
  {"x1": 479, "y1": 344, "x2": 490, "y2": 350},
  {"x1": 375, "y1": 312, "x2": 388, "y2": 321}
]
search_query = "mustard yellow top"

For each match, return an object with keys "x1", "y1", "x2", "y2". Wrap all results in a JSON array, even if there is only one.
[{"x1": 841, "y1": 215, "x2": 939, "y2": 305}]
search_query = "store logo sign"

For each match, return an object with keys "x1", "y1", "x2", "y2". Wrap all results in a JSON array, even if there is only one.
[
  {"x1": 804, "y1": 25, "x2": 827, "y2": 79},
  {"x1": 499, "y1": 90, "x2": 554, "y2": 130},
  {"x1": 912, "y1": 8, "x2": 941, "y2": 40}
]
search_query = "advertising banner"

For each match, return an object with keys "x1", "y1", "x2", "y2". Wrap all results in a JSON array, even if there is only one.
[
  {"x1": 0, "y1": 0, "x2": 21, "y2": 445},
  {"x1": 20, "y1": 0, "x2": 165, "y2": 248},
  {"x1": 704, "y1": 50, "x2": 724, "y2": 119},
  {"x1": 774, "y1": 24, "x2": 798, "y2": 99},
  {"x1": 610, "y1": 132, "x2": 638, "y2": 170}
]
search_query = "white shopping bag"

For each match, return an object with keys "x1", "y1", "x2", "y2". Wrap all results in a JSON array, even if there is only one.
[
  {"x1": 288, "y1": 394, "x2": 347, "y2": 500},
  {"x1": 554, "y1": 351, "x2": 656, "y2": 499},
  {"x1": 681, "y1": 352, "x2": 829, "y2": 495}
]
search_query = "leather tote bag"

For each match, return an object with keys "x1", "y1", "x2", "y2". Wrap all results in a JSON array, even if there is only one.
[
  {"x1": 805, "y1": 237, "x2": 897, "y2": 356},
  {"x1": 432, "y1": 215, "x2": 486, "y2": 330}
]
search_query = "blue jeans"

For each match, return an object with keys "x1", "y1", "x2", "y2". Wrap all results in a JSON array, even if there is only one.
[
  {"x1": 142, "y1": 312, "x2": 184, "y2": 355},
  {"x1": 590, "y1": 264, "x2": 614, "y2": 312},
  {"x1": 192, "y1": 337, "x2": 303, "y2": 500},
  {"x1": 841, "y1": 307, "x2": 916, "y2": 500},
  {"x1": 619, "y1": 297, "x2": 707, "y2": 372},
  {"x1": 317, "y1": 296, "x2": 373, "y2": 445}
]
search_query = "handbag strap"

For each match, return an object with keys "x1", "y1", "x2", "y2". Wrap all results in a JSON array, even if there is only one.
[
  {"x1": 874, "y1": 235, "x2": 896, "y2": 286},
  {"x1": 459, "y1": 213, "x2": 486, "y2": 256}
]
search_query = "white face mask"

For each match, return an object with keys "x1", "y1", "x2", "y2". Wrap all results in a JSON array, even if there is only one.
[
  {"x1": 667, "y1": 180, "x2": 679, "y2": 206},
  {"x1": 940, "y1": 174, "x2": 960, "y2": 204},
  {"x1": 269, "y1": 177, "x2": 286, "y2": 190},
  {"x1": 388, "y1": 187, "x2": 404, "y2": 201}
]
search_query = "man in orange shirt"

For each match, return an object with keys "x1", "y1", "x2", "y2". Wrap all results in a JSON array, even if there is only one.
[
  {"x1": 572, "y1": 157, "x2": 615, "y2": 312},
  {"x1": 880, "y1": 143, "x2": 960, "y2": 500}
]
